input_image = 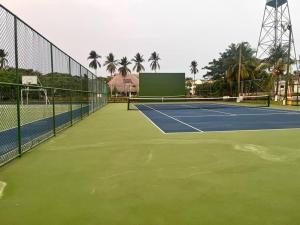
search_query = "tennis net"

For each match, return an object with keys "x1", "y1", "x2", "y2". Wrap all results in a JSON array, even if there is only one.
[{"x1": 127, "y1": 95, "x2": 271, "y2": 110}]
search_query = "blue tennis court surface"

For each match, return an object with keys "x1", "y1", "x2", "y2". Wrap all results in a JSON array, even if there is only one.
[{"x1": 137, "y1": 104, "x2": 300, "y2": 133}]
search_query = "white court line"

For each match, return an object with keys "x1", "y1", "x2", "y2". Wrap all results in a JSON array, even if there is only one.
[
  {"x1": 0, "y1": 181, "x2": 7, "y2": 199},
  {"x1": 142, "y1": 104, "x2": 204, "y2": 133},
  {"x1": 174, "y1": 112, "x2": 300, "y2": 118},
  {"x1": 201, "y1": 108, "x2": 235, "y2": 116},
  {"x1": 166, "y1": 128, "x2": 300, "y2": 134},
  {"x1": 137, "y1": 109, "x2": 166, "y2": 134},
  {"x1": 245, "y1": 106, "x2": 300, "y2": 114},
  {"x1": 182, "y1": 104, "x2": 235, "y2": 116}
]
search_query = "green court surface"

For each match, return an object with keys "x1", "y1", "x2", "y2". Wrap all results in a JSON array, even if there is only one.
[{"x1": 1, "y1": 104, "x2": 300, "y2": 225}]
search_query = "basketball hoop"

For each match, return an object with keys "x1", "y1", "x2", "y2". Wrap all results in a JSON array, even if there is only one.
[{"x1": 22, "y1": 76, "x2": 38, "y2": 85}]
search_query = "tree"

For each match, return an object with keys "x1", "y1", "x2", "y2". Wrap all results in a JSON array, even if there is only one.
[
  {"x1": 224, "y1": 42, "x2": 257, "y2": 95},
  {"x1": 118, "y1": 57, "x2": 131, "y2": 77},
  {"x1": 264, "y1": 45, "x2": 290, "y2": 96},
  {"x1": 265, "y1": 44, "x2": 289, "y2": 67},
  {"x1": 272, "y1": 58, "x2": 286, "y2": 96},
  {"x1": 88, "y1": 50, "x2": 101, "y2": 75},
  {"x1": 203, "y1": 42, "x2": 275, "y2": 96},
  {"x1": 149, "y1": 51, "x2": 161, "y2": 72},
  {"x1": 203, "y1": 46, "x2": 242, "y2": 80},
  {"x1": 190, "y1": 60, "x2": 199, "y2": 94},
  {"x1": 104, "y1": 53, "x2": 118, "y2": 77},
  {"x1": 0, "y1": 49, "x2": 8, "y2": 70},
  {"x1": 202, "y1": 58, "x2": 226, "y2": 80},
  {"x1": 132, "y1": 53, "x2": 145, "y2": 73},
  {"x1": 185, "y1": 78, "x2": 193, "y2": 96}
]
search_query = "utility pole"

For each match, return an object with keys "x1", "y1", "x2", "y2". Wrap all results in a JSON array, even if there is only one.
[
  {"x1": 237, "y1": 43, "x2": 242, "y2": 97},
  {"x1": 284, "y1": 24, "x2": 292, "y2": 105}
]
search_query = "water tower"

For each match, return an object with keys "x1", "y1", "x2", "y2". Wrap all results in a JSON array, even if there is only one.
[{"x1": 257, "y1": 0, "x2": 298, "y2": 67}]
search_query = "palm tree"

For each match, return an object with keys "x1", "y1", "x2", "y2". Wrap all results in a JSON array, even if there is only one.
[
  {"x1": 265, "y1": 44, "x2": 288, "y2": 67},
  {"x1": 224, "y1": 43, "x2": 256, "y2": 95},
  {"x1": 118, "y1": 57, "x2": 131, "y2": 77},
  {"x1": 104, "y1": 53, "x2": 118, "y2": 77},
  {"x1": 0, "y1": 49, "x2": 8, "y2": 70},
  {"x1": 149, "y1": 51, "x2": 161, "y2": 73},
  {"x1": 132, "y1": 53, "x2": 145, "y2": 73},
  {"x1": 272, "y1": 58, "x2": 286, "y2": 96},
  {"x1": 190, "y1": 60, "x2": 199, "y2": 94},
  {"x1": 265, "y1": 45, "x2": 290, "y2": 96},
  {"x1": 88, "y1": 50, "x2": 101, "y2": 75}
]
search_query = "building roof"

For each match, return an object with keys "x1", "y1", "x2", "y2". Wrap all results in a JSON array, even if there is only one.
[{"x1": 108, "y1": 74, "x2": 139, "y2": 93}]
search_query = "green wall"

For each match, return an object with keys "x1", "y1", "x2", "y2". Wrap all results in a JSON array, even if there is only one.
[{"x1": 139, "y1": 73, "x2": 185, "y2": 97}]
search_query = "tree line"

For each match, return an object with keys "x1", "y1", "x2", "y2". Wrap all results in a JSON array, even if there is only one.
[
  {"x1": 0, "y1": 48, "x2": 162, "y2": 78},
  {"x1": 187, "y1": 42, "x2": 297, "y2": 97},
  {"x1": 87, "y1": 51, "x2": 161, "y2": 77},
  {"x1": 2, "y1": 43, "x2": 297, "y2": 98}
]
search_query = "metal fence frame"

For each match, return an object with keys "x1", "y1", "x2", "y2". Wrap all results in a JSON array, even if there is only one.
[{"x1": 0, "y1": 4, "x2": 108, "y2": 166}]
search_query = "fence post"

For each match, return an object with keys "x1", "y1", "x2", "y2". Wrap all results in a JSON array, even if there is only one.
[
  {"x1": 296, "y1": 84, "x2": 300, "y2": 106},
  {"x1": 14, "y1": 16, "x2": 22, "y2": 157},
  {"x1": 52, "y1": 88, "x2": 56, "y2": 136},
  {"x1": 16, "y1": 85, "x2": 22, "y2": 156},
  {"x1": 87, "y1": 92, "x2": 90, "y2": 116},
  {"x1": 80, "y1": 66, "x2": 83, "y2": 120},
  {"x1": 68, "y1": 57, "x2": 73, "y2": 125},
  {"x1": 92, "y1": 74, "x2": 94, "y2": 113},
  {"x1": 70, "y1": 90, "x2": 73, "y2": 126},
  {"x1": 50, "y1": 44, "x2": 56, "y2": 136}
]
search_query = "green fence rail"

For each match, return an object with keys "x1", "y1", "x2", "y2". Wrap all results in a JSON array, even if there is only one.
[
  {"x1": 0, "y1": 82, "x2": 108, "y2": 166},
  {"x1": 0, "y1": 4, "x2": 108, "y2": 166}
]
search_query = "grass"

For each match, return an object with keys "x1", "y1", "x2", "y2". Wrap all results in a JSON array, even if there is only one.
[
  {"x1": 270, "y1": 101, "x2": 300, "y2": 111},
  {"x1": 1, "y1": 103, "x2": 300, "y2": 225}
]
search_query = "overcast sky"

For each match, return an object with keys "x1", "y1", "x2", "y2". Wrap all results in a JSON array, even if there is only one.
[{"x1": 1, "y1": 0, "x2": 300, "y2": 79}]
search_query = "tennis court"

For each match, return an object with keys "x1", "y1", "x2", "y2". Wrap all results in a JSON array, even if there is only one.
[
  {"x1": 2, "y1": 104, "x2": 300, "y2": 225},
  {"x1": 129, "y1": 96, "x2": 300, "y2": 133}
]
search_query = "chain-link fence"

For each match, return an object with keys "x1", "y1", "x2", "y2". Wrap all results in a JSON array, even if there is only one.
[
  {"x1": 195, "y1": 77, "x2": 300, "y2": 107},
  {"x1": 0, "y1": 5, "x2": 108, "y2": 166},
  {"x1": 196, "y1": 78, "x2": 274, "y2": 98}
]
